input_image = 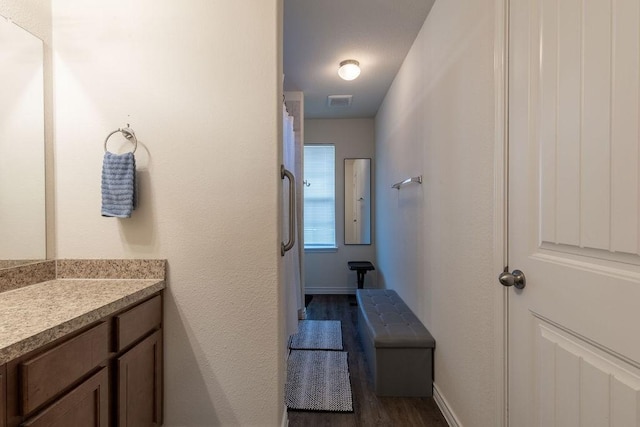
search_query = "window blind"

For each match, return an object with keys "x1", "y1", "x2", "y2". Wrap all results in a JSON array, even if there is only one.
[{"x1": 303, "y1": 145, "x2": 336, "y2": 248}]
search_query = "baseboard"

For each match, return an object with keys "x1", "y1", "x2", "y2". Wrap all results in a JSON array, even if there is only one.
[
  {"x1": 433, "y1": 383, "x2": 462, "y2": 427},
  {"x1": 281, "y1": 405, "x2": 288, "y2": 427},
  {"x1": 304, "y1": 286, "x2": 357, "y2": 295}
]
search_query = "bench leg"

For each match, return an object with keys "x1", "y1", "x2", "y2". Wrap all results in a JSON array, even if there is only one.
[{"x1": 357, "y1": 270, "x2": 366, "y2": 288}]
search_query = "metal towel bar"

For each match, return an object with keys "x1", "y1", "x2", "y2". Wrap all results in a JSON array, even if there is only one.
[
  {"x1": 392, "y1": 175, "x2": 422, "y2": 189},
  {"x1": 281, "y1": 164, "x2": 296, "y2": 256}
]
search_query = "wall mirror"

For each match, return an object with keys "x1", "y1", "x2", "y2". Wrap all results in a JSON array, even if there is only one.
[
  {"x1": 0, "y1": 16, "x2": 46, "y2": 268},
  {"x1": 344, "y1": 158, "x2": 371, "y2": 245}
]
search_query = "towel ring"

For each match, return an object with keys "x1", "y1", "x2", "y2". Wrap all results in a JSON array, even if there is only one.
[{"x1": 104, "y1": 126, "x2": 138, "y2": 154}]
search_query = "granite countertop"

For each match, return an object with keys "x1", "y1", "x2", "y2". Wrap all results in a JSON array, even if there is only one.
[{"x1": 0, "y1": 278, "x2": 165, "y2": 364}]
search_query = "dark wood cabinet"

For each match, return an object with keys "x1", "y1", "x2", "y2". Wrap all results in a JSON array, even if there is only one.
[
  {"x1": 20, "y1": 322, "x2": 109, "y2": 415},
  {"x1": 0, "y1": 365, "x2": 6, "y2": 427},
  {"x1": 3, "y1": 292, "x2": 162, "y2": 427},
  {"x1": 115, "y1": 296, "x2": 162, "y2": 352},
  {"x1": 21, "y1": 368, "x2": 109, "y2": 427},
  {"x1": 117, "y1": 330, "x2": 162, "y2": 426}
]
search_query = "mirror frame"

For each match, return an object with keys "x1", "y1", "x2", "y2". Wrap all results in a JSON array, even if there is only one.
[{"x1": 344, "y1": 158, "x2": 372, "y2": 245}]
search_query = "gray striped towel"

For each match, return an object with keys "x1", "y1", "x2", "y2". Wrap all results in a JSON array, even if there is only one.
[{"x1": 101, "y1": 152, "x2": 137, "y2": 218}]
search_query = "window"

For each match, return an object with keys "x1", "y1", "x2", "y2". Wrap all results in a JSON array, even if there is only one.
[{"x1": 303, "y1": 144, "x2": 336, "y2": 249}]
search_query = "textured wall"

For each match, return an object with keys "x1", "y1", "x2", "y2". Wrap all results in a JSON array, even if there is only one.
[
  {"x1": 375, "y1": 1, "x2": 498, "y2": 425},
  {"x1": 52, "y1": 1, "x2": 285, "y2": 425},
  {"x1": 0, "y1": 0, "x2": 50, "y2": 41},
  {"x1": 304, "y1": 119, "x2": 376, "y2": 293}
]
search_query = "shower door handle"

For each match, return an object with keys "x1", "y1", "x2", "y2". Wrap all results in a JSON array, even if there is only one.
[{"x1": 281, "y1": 164, "x2": 296, "y2": 256}]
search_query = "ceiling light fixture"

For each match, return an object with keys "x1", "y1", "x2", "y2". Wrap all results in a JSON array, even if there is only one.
[{"x1": 338, "y1": 59, "x2": 361, "y2": 81}]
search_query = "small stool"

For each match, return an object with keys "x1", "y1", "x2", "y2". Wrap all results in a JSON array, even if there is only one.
[{"x1": 348, "y1": 261, "x2": 375, "y2": 289}]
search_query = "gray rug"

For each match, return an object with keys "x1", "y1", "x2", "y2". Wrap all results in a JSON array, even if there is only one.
[
  {"x1": 285, "y1": 350, "x2": 353, "y2": 412},
  {"x1": 289, "y1": 320, "x2": 343, "y2": 350}
]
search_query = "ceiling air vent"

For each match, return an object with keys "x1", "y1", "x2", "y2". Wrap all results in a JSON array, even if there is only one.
[{"x1": 327, "y1": 95, "x2": 353, "y2": 108}]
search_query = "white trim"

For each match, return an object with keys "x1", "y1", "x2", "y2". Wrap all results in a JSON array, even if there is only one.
[
  {"x1": 304, "y1": 246, "x2": 339, "y2": 252},
  {"x1": 304, "y1": 286, "x2": 357, "y2": 295},
  {"x1": 433, "y1": 384, "x2": 462, "y2": 427},
  {"x1": 493, "y1": 0, "x2": 509, "y2": 425},
  {"x1": 280, "y1": 405, "x2": 288, "y2": 427}
]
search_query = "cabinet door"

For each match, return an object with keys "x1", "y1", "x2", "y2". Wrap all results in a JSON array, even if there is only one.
[
  {"x1": 21, "y1": 368, "x2": 108, "y2": 427},
  {"x1": 0, "y1": 365, "x2": 5, "y2": 427},
  {"x1": 117, "y1": 329, "x2": 162, "y2": 427}
]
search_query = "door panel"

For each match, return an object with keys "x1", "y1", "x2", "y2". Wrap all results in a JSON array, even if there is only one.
[
  {"x1": 536, "y1": 317, "x2": 640, "y2": 426},
  {"x1": 508, "y1": 0, "x2": 640, "y2": 424},
  {"x1": 537, "y1": 0, "x2": 640, "y2": 256}
]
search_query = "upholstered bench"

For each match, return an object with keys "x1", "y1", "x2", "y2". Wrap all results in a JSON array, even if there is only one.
[{"x1": 356, "y1": 289, "x2": 435, "y2": 397}]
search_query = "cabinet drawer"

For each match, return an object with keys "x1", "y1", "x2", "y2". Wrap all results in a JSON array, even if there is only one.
[
  {"x1": 21, "y1": 367, "x2": 108, "y2": 427},
  {"x1": 115, "y1": 295, "x2": 161, "y2": 352},
  {"x1": 20, "y1": 322, "x2": 108, "y2": 415}
]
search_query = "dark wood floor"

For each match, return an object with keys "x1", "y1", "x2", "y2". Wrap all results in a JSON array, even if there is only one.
[{"x1": 288, "y1": 294, "x2": 448, "y2": 427}]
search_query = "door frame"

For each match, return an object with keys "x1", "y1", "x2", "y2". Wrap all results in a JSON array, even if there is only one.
[{"x1": 493, "y1": 0, "x2": 509, "y2": 425}]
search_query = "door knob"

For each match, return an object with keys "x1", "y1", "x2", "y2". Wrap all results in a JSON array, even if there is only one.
[{"x1": 498, "y1": 269, "x2": 526, "y2": 289}]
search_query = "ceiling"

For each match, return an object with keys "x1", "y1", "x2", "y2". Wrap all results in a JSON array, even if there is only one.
[{"x1": 283, "y1": 0, "x2": 435, "y2": 119}]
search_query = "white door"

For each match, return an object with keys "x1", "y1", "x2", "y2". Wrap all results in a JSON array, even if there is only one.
[{"x1": 507, "y1": 0, "x2": 640, "y2": 425}]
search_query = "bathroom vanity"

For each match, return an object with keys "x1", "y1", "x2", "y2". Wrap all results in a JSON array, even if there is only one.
[
  {"x1": 0, "y1": 260, "x2": 165, "y2": 427},
  {"x1": 0, "y1": 14, "x2": 165, "y2": 426}
]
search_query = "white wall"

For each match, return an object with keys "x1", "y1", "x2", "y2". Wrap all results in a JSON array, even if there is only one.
[
  {"x1": 52, "y1": 1, "x2": 285, "y2": 426},
  {"x1": 304, "y1": 118, "x2": 376, "y2": 293},
  {"x1": 375, "y1": 1, "x2": 498, "y2": 426},
  {"x1": 0, "y1": 0, "x2": 50, "y2": 41}
]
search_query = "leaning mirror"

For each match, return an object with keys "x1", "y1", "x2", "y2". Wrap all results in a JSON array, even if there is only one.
[
  {"x1": 344, "y1": 158, "x2": 371, "y2": 245},
  {"x1": 0, "y1": 16, "x2": 46, "y2": 267}
]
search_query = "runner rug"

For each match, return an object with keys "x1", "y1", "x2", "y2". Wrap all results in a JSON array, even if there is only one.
[
  {"x1": 285, "y1": 349, "x2": 353, "y2": 412},
  {"x1": 288, "y1": 320, "x2": 343, "y2": 351}
]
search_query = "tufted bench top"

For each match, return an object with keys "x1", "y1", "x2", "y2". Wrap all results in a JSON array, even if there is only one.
[{"x1": 357, "y1": 289, "x2": 435, "y2": 349}]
